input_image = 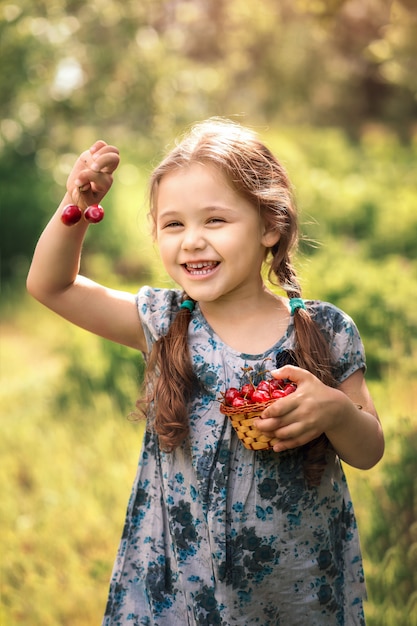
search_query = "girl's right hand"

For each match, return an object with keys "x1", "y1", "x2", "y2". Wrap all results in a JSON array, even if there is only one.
[{"x1": 66, "y1": 140, "x2": 120, "y2": 208}]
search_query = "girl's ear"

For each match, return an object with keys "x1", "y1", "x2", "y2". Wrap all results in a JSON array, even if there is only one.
[{"x1": 261, "y1": 225, "x2": 281, "y2": 248}]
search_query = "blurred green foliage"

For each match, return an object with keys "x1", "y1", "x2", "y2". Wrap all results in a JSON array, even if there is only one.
[
  {"x1": 0, "y1": 306, "x2": 145, "y2": 626},
  {"x1": 1, "y1": 0, "x2": 417, "y2": 283},
  {"x1": 365, "y1": 420, "x2": 417, "y2": 626},
  {"x1": 347, "y1": 413, "x2": 417, "y2": 626}
]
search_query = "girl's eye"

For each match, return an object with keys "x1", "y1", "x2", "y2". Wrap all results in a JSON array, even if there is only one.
[
  {"x1": 207, "y1": 217, "x2": 226, "y2": 224},
  {"x1": 164, "y1": 221, "x2": 183, "y2": 229}
]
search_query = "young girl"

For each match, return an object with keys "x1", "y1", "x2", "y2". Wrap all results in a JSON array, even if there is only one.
[{"x1": 27, "y1": 118, "x2": 384, "y2": 625}]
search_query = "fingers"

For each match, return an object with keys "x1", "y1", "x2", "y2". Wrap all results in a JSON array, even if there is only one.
[
  {"x1": 72, "y1": 171, "x2": 110, "y2": 202},
  {"x1": 254, "y1": 367, "x2": 331, "y2": 453},
  {"x1": 261, "y1": 392, "x2": 296, "y2": 420},
  {"x1": 74, "y1": 170, "x2": 112, "y2": 193},
  {"x1": 254, "y1": 414, "x2": 292, "y2": 438},
  {"x1": 90, "y1": 143, "x2": 120, "y2": 174},
  {"x1": 256, "y1": 416, "x2": 322, "y2": 453},
  {"x1": 78, "y1": 182, "x2": 91, "y2": 193},
  {"x1": 73, "y1": 142, "x2": 120, "y2": 179},
  {"x1": 270, "y1": 364, "x2": 308, "y2": 385},
  {"x1": 67, "y1": 141, "x2": 120, "y2": 206},
  {"x1": 90, "y1": 140, "x2": 108, "y2": 153},
  {"x1": 80, "y1": 142, "x2": 120, "y2": 175},
  {"x1": 254, "y1": 390, "x2": 323, "y2": 452}
]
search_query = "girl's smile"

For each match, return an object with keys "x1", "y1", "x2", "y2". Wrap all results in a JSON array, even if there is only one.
[
  {"x1": 183, "y1": 261, "x2": 220, "y2": 277},
  {"x1": 155, "y1": 163, "x2": 279, "y2": 304}
]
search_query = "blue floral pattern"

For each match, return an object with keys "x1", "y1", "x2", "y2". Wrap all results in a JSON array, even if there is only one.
[{"x1": 103, "y1": 287, "x2": 367, "y2": 625}]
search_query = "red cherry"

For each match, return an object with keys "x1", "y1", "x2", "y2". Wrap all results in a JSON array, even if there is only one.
[
  {"x1": 283, "y1": 383, "x2": 297, "y2": 396},
  {"x1": 271, "y1": 389, "x2": 286, "y2": 399},
  {"x1": 270, "y1": 378, "x2": 286, "y2": 390},
  {"x1": 256, "y1": 380, "x2": 271, "y2": 394},
  {"x1": 241, "y1": 383, "x2": 254, "y2": 399},
  {"x1": 251, "y1": 389, "x2": 271, "y2": 404},
  {"x1": 224, "y1": 387, "x2": 241, "y2": 406},
  {"x1": 232, "y1": 396, "x2": 246, "y2": 408},
  {"x1": 61, "y1": 204, "x2": 82, "y2": 226},
  {"x1": 84, "y1": 204, "x2": 104, "y2": 223}
]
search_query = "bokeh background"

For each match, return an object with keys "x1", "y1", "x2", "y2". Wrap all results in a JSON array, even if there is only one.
[{"x1": 1, "y1": 0, "x2": 416, "y2": 624}]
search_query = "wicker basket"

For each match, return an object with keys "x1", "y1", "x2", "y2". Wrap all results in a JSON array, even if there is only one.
[{"x1": 220, "y1": 400, "x2": 279, "y2": 451}]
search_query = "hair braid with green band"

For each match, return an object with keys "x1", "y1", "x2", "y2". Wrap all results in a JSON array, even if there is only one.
[
  {"x1": 289, "y1": 297, "x2": 306, "y2": 315},
  {"x1": 180, "y1": 300, "x2": 195, "y2": 312}
]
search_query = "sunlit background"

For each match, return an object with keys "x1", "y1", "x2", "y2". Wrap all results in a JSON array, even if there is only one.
[{"x1": 1, "y1": 1, "x2": 416, "y2": 624}]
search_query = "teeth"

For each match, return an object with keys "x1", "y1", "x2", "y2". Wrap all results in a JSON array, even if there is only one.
[
  {"x1": 185, "y1": 261, "x2": 218, "y2": 275},
  {"x1": 186, "y1": 262, "x2": 217, "y2": 269}
]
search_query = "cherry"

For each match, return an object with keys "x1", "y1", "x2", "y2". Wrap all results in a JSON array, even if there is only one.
[
  {"x1": 251, "y1": 389, "x2": 271, "y2": 404},
  {"x1": 283, "y1": 383, "x2": 297, "y2": 395},
  {"x1": 271, "y1": 389, "x2": 286, "y2": 399},
  {"x1": 84, "y1": 204, "x2": 104, "y2": 223},
  {"x1": 270, "y1": 378, "x2": 285, "y2": 389},
  {"x1": 241, "y1": 383, "x2": 254, "y2": 399},
  {"x1": 61, "y1": 204, "x2": 82, "y2": 226},
  {"x1": 232, "y1": 396, "x2": 246, "y2": 408},
  {"x1": 224, "y1": 387, "x2": 241, "y2": 405},
  {"x1": 256, "y1": 380, "x2": 271, "y2": 393}
]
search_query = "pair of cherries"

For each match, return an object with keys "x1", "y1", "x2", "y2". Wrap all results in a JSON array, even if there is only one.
[{"x1": 61, "y1": 203, "x2": 104, "y2": 226}]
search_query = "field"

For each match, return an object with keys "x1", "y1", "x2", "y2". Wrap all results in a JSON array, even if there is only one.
[{"x1": 1, "y1": 297, "x2": 145, "y2": 625}]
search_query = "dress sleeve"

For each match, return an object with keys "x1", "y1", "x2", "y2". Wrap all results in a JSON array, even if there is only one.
[
  {"x1": 308, "y1": 301, "x2": 366, "y2": 383},
  {"x1": 135, "y1": 286, "x2": 182, "y2": 352}
]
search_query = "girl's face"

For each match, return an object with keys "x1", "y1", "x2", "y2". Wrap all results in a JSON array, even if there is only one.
[{"x1": 154, "y1": 163, "x2": 279, "y2": 305}]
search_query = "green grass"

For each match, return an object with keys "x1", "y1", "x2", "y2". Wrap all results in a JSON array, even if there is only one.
[{"x1": 1, "y1": 297, "x2": 144, "y2": 625}]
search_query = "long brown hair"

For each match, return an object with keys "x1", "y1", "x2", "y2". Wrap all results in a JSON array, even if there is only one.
[{"x1": 142, "y1": 118, "x2": 336, "y2": 486}]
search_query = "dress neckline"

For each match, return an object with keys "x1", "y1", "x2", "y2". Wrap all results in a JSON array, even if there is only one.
[{"x1": 192, "y1": 303, "x2": 294, "y2": 359}]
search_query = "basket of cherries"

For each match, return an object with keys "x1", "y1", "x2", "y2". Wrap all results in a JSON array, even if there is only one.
[{"x1": 219, "y1": 374, "x2": 296, "y2": 451}]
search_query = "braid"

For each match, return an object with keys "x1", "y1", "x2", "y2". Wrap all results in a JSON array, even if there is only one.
[
  {"x1": 144, "y1": 295, "x2": 199, "y2": 451},
  {"x1": 271, "y1": 253, "x2": 336, "y2": 486},
  {"x1": 271, "y1": 252, "x2": 301, "y2": 298},
  {"x1": 292, "y1": 306, "x2": 336, "y2": 487}
]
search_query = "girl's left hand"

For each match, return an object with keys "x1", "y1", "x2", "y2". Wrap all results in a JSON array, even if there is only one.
[{"x1": 253, "y1": 365, "x2": 341, "y2": 453}]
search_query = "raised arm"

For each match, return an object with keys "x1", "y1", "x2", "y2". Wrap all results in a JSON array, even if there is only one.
[{"x1": 27, "y1": 141, "x2": 146, "y2": 352}]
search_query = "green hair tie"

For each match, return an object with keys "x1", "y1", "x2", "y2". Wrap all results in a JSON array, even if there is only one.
[
  {"x1": 180, "y1": 300, "x2": 195, "y2": 312},
  {"x1": 289, "y1": 297, "x2": 306, "y2": 315}
]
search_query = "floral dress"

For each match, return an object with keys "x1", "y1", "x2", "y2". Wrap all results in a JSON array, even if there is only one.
[{"x1": 103, "y1": 287, "x2": 367, "y2": 626}]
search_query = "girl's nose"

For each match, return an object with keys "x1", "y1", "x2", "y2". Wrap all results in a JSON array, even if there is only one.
[{"x1": 181, "y1": 227, "x2": 206, "y2": 251}]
